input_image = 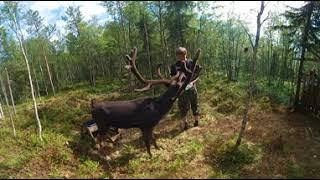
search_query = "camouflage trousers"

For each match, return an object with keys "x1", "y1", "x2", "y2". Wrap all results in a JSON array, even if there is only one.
[{"x1": 178, "y1": 86, "x2": 200, "y2": 118}]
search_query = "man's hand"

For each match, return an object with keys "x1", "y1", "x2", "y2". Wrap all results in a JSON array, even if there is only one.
[{"x1": 185, "y1": 82, "x2": 194, "y2": 90}]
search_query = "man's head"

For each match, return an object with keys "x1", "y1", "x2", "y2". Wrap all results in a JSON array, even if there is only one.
[{"x1": 176, "y1": 47, "x2": 187, "y2": 61}]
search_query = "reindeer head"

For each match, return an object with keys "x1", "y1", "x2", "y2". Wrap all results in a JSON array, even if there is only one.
[{"x1": 125, "y1": 47, "x2": 201, "y2": 99}]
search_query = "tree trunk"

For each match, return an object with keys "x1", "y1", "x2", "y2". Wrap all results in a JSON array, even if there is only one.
[
  {"x1": 158, "y1": 1, "x2": 167, "y2": 76},
  {"x1": 294, "y1": 2, "x2": 314, "y2": 109},
  {"x1": 10, "y1": 8, "x2": 43, "y2": 141},
  {"x1": 290, "y1": 55, "x2": 296, "y2": 104},
  {"x1": 38, "y1": 61, "x2": 49, "y2": 96},
  {"x1": 267, "y1": 31, "x2": 274, "y2": 86},
  {"x1": 143, "y1": 21, "x2": 154, "y2": 96},
  {"x1": 43, "y1": 52, "x2": 55, "y2": 96},
  {"x1": 128, "y1": 20, "x2": 134, "y2": 95},
  {"x1": 118, "y1": 2, "x2": 127, "y2": 52},
  {"x1": 0, "y1": 99, "x2": 5, "y2": 119},
  {"x1": 268, "y1": 52, "x2": 276, "y2": 86},
  {"x1": 32, "y1": 66, "x2": 41, "y2": 98},
  {"x1": 235, "y1": 1, "x2": 265, "y2": 149},
  {"x1": 221, "y1": 39, "x2": 229, "y2": 77},
  {"x1": 234, "y1": 34, "x2": 240, "y2": 81},
  {"x1": 5, "y1": 68, "x2": 16, "y2": 115},
  {"x1": 66, "y1": 62, "x2": 73, "y2": 83},
  {"x1": 92, "y1": 62, "x2": 96, "y2": 87},
  {"x1": 236, "y1": 45, "x2": 242, "y2": 80},
  {"x1": 33, "y1": 19, "x2": 54, "y2": 96},
  {"x1": 227, "y1": 40, "x2": 233, "y2": 81},
  {"x1": 196, "y1": 14, "x2": 203, "y2": 51},
  {"x1": 235, "y1": 86, "x2": 251, "y2": 148},
  {"x1": 20, "y1": 41, "x2": 43, "y2": 141},
  {"x1": 55, "y1": 63, "x2": 61, "y2": 90},
  {"x1": 280, "y1": 45, "x2": 288, "y2": 87},
  {"x1": 0, "y1": 76, "x2": 16, "y2": 137},
  {"x1": 178, "y1": 9, "x2": 185, "y2": 47}
]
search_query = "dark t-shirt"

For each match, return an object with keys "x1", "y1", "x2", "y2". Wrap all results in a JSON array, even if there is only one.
[
  {"x1": 170, "y1": 59, "x2": 199, "y2": 91},
  {"x1": 170, "y1": 59, "x2": 194, "y2": 77}
]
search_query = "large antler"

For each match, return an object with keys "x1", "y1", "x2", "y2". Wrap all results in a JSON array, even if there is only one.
[
  {"x1": 189, "y1": 49, "x2": 202, "y2": 81},
  {"x1": 125, "y1": 47, "x2": 179, "y2": 92}
]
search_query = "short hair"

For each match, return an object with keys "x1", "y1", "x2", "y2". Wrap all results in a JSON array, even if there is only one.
[{"x1": 176, "y1": 47, "x2": 187, "y2": 56}]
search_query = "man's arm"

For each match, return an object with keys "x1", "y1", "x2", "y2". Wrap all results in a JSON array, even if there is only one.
[{"x1": 190, "y1": 77, "x2": 199, "y2": 85}]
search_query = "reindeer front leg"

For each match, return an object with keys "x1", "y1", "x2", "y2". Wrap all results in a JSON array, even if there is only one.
[
  {"x1": 95, "y1": 128, "x2": 114, "y2": 150},
  {"x1": 141, "y1": 128, "x2": 153, "y2": 157},
  {"x1": 95, "y1": 133, "x2": 103, "y2": 150},
  {"x1": 110, "y1": 128, "x2": 122, "y2": 143},
  {"x1": 152, "y1": 133, "x2": 159, "y2": 150},
  {"x1": 152, "y1": 130, "x2": 166, "y2": 150}
]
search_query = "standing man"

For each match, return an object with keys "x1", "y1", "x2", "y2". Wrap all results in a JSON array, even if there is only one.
[{"x1": 170, "y1": 47, "x2": 201, "y2": 130}]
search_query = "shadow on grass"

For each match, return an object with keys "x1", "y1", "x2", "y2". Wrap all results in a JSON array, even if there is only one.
[
  {"x1": 203, "y1": 136, "x2": 260, "y2": 178},
  {"x1": 68, "y1": 134, "x2": 114, "y2": 176}
]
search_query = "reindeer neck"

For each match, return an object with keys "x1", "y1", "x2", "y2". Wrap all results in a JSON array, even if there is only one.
[{"x1": 155, "y1": 85, "x2": 179, "y2": 108}]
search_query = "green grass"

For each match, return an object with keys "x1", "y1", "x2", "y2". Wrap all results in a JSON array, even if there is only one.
[
  {"x1": 77, "y1": 159, "x2": 101, "y2": 178},
  {"x1": 120, "y1": 137, "x2": 205, "y2": 178},
  {"x1": 203, "y1": 134, "x2": 263, "y2": 178},
  {"x1": 0, "y1": 77, "x2": 245, "y2": 178},
  {"x1": 0, "y1": 81, "x2": 125, "y2": 178},
  {"x1": 0, "y1": 75, "x2": 315, "y2": 178},
  {"x1": 285, "y1": 160, "x2": 305, "y2": 179}
]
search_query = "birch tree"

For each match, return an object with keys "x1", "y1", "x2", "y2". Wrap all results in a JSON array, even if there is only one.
[
  {"x1": 0, "y1": 76, "x2": 16, "y2": 137},
  {"x1": 235, "y1": 1, "x2": 268, "y2": 149},
  {"x1": 0, "y1": 99, "x2": 4, "y2": 120},
  {"x1": 26, "y1": 9, "x2": 56, "y2": 95},
  {"x1": 1, "y1": 1, "x2": 43, "y2": 141},
  {"x1": 5, "y1": 68, "x2": 16, "y2": 115}
]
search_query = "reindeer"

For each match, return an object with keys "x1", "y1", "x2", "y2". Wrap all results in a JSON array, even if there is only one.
[{"x1": 89, "y1": 47, "x2": 201, "y2": 157}]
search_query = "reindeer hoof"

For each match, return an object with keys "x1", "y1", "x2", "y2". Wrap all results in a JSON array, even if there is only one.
[
  {"x1": 105, "y1": 155, "x2": 112, "y2": 161},
  {"x1": 111, "y1": 134, "x2": 121, "y2": 142}
]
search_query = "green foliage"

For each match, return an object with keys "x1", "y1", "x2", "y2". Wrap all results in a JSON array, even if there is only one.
[
  {"x1": 256, "y1": 80, "x2": 293, "y2": 105},
  {"x1": 199, "y1": 75, "x2": 246, "y2": 115},
  {"x1": 165, "y1": 1, "x2": 196, "y2": 47}
]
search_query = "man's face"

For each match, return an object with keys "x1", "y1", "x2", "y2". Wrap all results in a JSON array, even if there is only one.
[{"x1": 176, "y1": 53, "x2": 186, "y2": 61}]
